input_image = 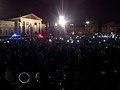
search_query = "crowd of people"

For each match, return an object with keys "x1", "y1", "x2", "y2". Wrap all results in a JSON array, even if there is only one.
[{"x1": 0, "y1": 34, "x2": 120, "y2": 90}]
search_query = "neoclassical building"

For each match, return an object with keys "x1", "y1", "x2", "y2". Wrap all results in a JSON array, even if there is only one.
[{"x1": 0, "y1": 13, "x2": 46, "y2": 36}]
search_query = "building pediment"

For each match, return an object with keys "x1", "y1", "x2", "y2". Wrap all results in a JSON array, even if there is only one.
[
  {"x1": 10, "y1": 13, "x2": 42, "y2": 21},
  {"x1": 21, "y1": 13, "x2": 42, "y2": 20}
]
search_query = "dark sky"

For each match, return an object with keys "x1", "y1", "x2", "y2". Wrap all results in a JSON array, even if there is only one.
[{"x1": 0, "y1": 0, "x2": 120, "y2": 23}]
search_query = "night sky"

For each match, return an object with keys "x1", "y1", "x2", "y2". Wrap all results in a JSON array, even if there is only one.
[{"x1": 0, "y1": 0, "x2": 120, "y2": 23}]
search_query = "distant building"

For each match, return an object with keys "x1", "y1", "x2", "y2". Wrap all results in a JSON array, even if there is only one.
[
  {"x1": 84, "y1": 20, "x2": 98, "y2": 35},
  {"x1": 68, "y1": 20, "x2": 98, "y2": 35},
  {"x1": 0, "y1": 13, "x2": 46, "y2": 36},
  {"x1": 101, "y1": 21, "x2": 120, "y2": 34}
]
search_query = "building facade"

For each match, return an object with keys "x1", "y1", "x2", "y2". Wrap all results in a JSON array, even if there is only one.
[
  {"x1": 101, "y1": 21, "x2": 120, "y2": 34},
  {"x1": 0, "y1": 13, "x2": 46, "y2": 36},
  {"x1": 0, "y1": 21, "x2": 15, "y2": 35}
]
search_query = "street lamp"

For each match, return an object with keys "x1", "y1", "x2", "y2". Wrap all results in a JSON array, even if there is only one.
[{"x1": 85, "y1": 21, "x2": 90, "y2": 34}]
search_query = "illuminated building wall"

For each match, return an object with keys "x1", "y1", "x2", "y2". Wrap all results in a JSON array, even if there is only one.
[
  {"x1": 0, "y1": 13, "x2": 46, "y2": 36},
  {"x1": 0, "y1": 20, "x2": 15, "y2": 35}
]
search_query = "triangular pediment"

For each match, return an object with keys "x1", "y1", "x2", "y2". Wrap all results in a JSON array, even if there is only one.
[
  {"x1": 21, "y1": 13, "x2": 42, "y2": 20},
  {"x1": 10, "y1": 13, "x2": 42, "y2": 21}
]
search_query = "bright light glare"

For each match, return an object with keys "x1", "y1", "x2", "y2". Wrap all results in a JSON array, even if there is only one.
[
  {"x1": 67, "y1": 40, "x2": 69, "y2": 42},
  {"x1": 7, "y1": 41, "x2": 10, "y2": 43},
  {"x1": 38, "y1": 34, "x2": 43, "y2": 38},
  {"x1": 86, "y1": 21, "x2": 90, "y2": 24},
  {"x1": 12, "y1": 34, "x2": 17, "y2": 37},
  {"x1": 77, "y1": 40, "x2": 79, "y2": 42},
  {"x1": 49, "y1": 39, "x2": 52, "y2": 42},
  {"x1": 58, "y1": 16, "x2": 66, "y2": 26},
  {"x1": 55, "y1": 23, "x2": 58, "y2": 26},
  {"x1": 12, "y1": 33, "x2": 20, "y2": 37}
]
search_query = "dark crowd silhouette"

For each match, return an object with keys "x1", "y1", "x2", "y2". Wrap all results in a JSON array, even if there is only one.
[{"x1": 0, "y1": 34, "x2": 120, "y2": 90}]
